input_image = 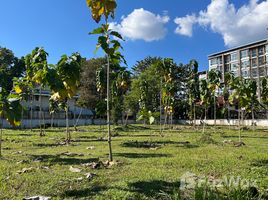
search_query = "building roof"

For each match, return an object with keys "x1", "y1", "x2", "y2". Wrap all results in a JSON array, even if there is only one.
[{"x1": 208, "y1": 38, "x2": 268, "y2": 58}]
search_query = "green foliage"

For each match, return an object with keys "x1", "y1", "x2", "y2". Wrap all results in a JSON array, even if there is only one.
[
  {"x1": 86, "y1": 0, "x2": 117, "y2": 23},
  {"x1": 78, "y1": 57, "x2": 107, "y2": 109},
  {"x1": 49, "y1": 53, "x2": 82, "y2": 101},
  {"x1": 0, "y1": 94, "x2": 22, "y2": 126},
  {"x1": 0, "y1": 47, "x2": 25, "y2": 96}
]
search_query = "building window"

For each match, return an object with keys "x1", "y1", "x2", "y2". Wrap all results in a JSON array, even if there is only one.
[
  {"x1": 230, "y1": 63, "x2": 238, "y2": 71},
  {"x1": 259, "y1": 47, "x2": 264, "y2": 56},
  {"x1": 233, "y1": 71, "x2": 238, "y2": 77},
  {"x1": 34, "y1": 95, "x2": 40, "y2": 101},
  {"x1": 252, "y1": 69, "x2": 258, "y2": 78},
  {"x1": 241, "y1": 60, "x2": 249, "y2": 68},
  {"x1": 260, "y1": 67, "x2": 265, "y2": 77},
  {"x1": 224, "y1": 64, "x2": 230, "y2": 72},
  {"x1": 266, "y1": 45, "x2": 268, "y2": 53},
  {"x1": 241, "y1": 70, "x2": 249, "y2": 78},
  {"x1": 252, "y1": 58, "x2": 257, "y2": 68},
  {"x1": 225, "y1": 55, "x2": 231, "y2": 63},
  {"x1": 240, "y1": 50, "x2": 248, "y2": 58},
  {"x1": 210, "y1": 58, "x2": 217, "y2": 65},
  {"x1": 251, "y1": 49, "x2": 257, "y2": 57},
  {"x1": 231, "y1": 52, "x2": 237, "y2": 61},
  {"x1": 259, "y1": 57, "x2": 265, "y2": 66}
]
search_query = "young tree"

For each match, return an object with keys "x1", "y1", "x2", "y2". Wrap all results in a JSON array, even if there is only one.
[
  {"x1": 223, "y1": 72, "x2": 234, "y2": 129},
  {"x1": 48, "y1": 53, "x2": 82, "y2": 143},
  {"x1": 200, "y1": 79, "x2": 211, "y2": 134},
  {"x1": 86, "y1": 0, "x2": 126, "y2": 161},
  {"x1": 0, "y1": 89, "x2": 22, "y2": 157},
  {"x1": 261, "y1": 77, "x2": 268, "y2": 118},
  {"x1": 208, "y1": 69, "x2": 221, "y2": 127},
  {"x1": 187, "y1": 60, "x2": 200, "y2": 128}
]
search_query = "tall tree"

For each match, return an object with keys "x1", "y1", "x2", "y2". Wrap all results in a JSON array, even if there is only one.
[
  {"x1": 78, "y1": 57, "x2": 107, "y2": 109},
  {"x1": 87, "y1": 0, "x2": 126, "y2": 161},
  {"x1": 132, "y1": 56, "x2": 162, "y2": 76}
]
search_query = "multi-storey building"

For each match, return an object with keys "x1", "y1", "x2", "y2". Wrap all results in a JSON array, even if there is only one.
[{"x1": 208, "y1": 38, "x2": 268, "y2": 98}]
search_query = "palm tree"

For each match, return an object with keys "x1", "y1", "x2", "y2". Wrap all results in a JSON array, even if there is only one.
[{"x1": 208, "y1": 69, "x2": 221, "y2": 127}]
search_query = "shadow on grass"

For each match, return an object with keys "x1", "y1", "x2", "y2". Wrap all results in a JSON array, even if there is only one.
[
  {"x1": 121, "y1": 140, "x2": 198, "y2": 149},
  {"x1": 128, "y1": 180, "x2": 180, "y2": 199},
  {"x1": 222, "y1": 135, "x2": 268, "y2": 139},
  {"x1": 113, "y1": 153, "x2": 171, "y2": 158},
  {"x1": 61, "y1": 185, "x2": 107, "y2": 198},
  {"x1": 29, "y1": 154, "x2": 99, "y2": 165},
  {"x1": 251, "y1": 159, "x2": 268, "y2": 167},
  {"x1": 33, "y1": 143, "x2": 62, "y2": 147}
]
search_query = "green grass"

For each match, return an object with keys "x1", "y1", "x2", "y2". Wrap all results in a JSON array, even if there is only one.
[{"x1": 0, "y1": 125, "x2": 267, "y2": 199}]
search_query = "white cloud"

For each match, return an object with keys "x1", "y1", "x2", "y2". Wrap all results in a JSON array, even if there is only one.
[
  {"x1": 174, "y1": 15, "x2": 197, "y2": 37},
  {"x1": 110, "y1": 8, "x2": 170, "y2": 42},
  {"x1": 174, "y1": 0, "x2": 268, "y2": 47}
]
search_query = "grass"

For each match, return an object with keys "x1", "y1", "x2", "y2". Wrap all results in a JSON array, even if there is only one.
[{"x1": 0, "y1": 124, "x2": 267, "y2": 199}]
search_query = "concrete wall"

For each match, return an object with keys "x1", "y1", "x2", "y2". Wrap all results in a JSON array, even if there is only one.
[
  {"x1": 3, "y1": 118, "x2": 268, "y2": 129},
  {"x1": 177, "y1": 119, "x2": 268, "y2": 127},
  {"x1": 1, "y1": 119, "x2": 137, "y2": 128}
]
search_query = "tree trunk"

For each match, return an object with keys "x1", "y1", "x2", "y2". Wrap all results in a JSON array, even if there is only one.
[
  {"x1": 238, "y1": 107, "x2": 241, "y2": 142},
  {"x1": 39, "y1": 88, "x2": 44, "y2": 137},
  {"x1": 214, "y1": 95, "x2": 216, "y2": 127},
  {"x1": 227, "y1": 101, "x2": 231, "y2": 130},
  {"x1": 0, "y1": 117, "x2": 3, "y2": 157},
  {"x1": 202, "y1": 107, "x2": 207, "y2": 134},
  {"x1": 159, "y1": 79, "x2": 162, "y2": 135},
  {"x1": 74, "y1": 107, "x2": 83, "y2": 130},
  {"x1": 124, "y1": 112, "x2": 129, "y2": 126},
  {"x1": 30, "y1": 93, "x2": 33, "y2": 131},
  {"x1": 51, "y1": 113, "x2": 54, "y2": 129},
  {"x1": 252, "y1": 103, "x2": 255, "y2": 132},
  {"x1": 66, "y1": 101, "x2": 70, "y2": 143},
  {"x1": 193, "y1": 103, "x2": 196, "y2": 129},
  {"x1": 107, "y1": 55, "x2": 113, "y2": 162}
]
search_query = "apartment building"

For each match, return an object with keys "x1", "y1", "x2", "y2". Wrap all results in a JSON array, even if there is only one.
[{"x1": 208, "y1": 39, "x2": 268, "y2": 97}]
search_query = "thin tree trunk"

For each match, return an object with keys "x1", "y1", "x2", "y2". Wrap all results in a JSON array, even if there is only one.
[
  {"x1": 194, "y1": 103, "x2": 196, "y2": 129},
  {"x1": 74, "y1": 107, "x2": 83, "y2": 130},
  {"x1": 66, "y1": 101, "x2": 70, "y2": 143},
  {"x1": 39, "y1": 88, "x2": 43, "y2": 136},
  {"x1": 238, "y1": 107, "x2": 241, "y2": 142},
  {"x1": 124, "y1": 112, "x2": 129, "y2": 126},
  {"x1": 0, "y1": 117, "x2": 3, "y2": 157},
  {"x1": 252, "y1": 103, "x2": 255, "y2": 132},
  {"x1": 160, "y1": 79, "x2": 162, "y2": 135},
  {"x1": 214, "y1": 94, "x2": 216, "y2": 127},
  {"x1": 51, "y1": 113, "x2": 54, "y2": 129},
  {"x1": 20, "y1": 103, "x2": 24, "y2": 130},
  {"x1": 107, "y1": 55, "x2": 113, "y2": 162},
  {"x1": 202, "y1": 107, "x2": 207, "y2": 134},
  {"x1": 30, "y1": 93, "x2": 33, "y2": 131},
  {"x1": 227, "y1": 101, "x2": 231, "y2": 130}
]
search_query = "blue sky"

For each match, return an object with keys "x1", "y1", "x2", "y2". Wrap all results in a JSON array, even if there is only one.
[{"x1": 1, "y1": 0, "x2": 268, "y2": 71}]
